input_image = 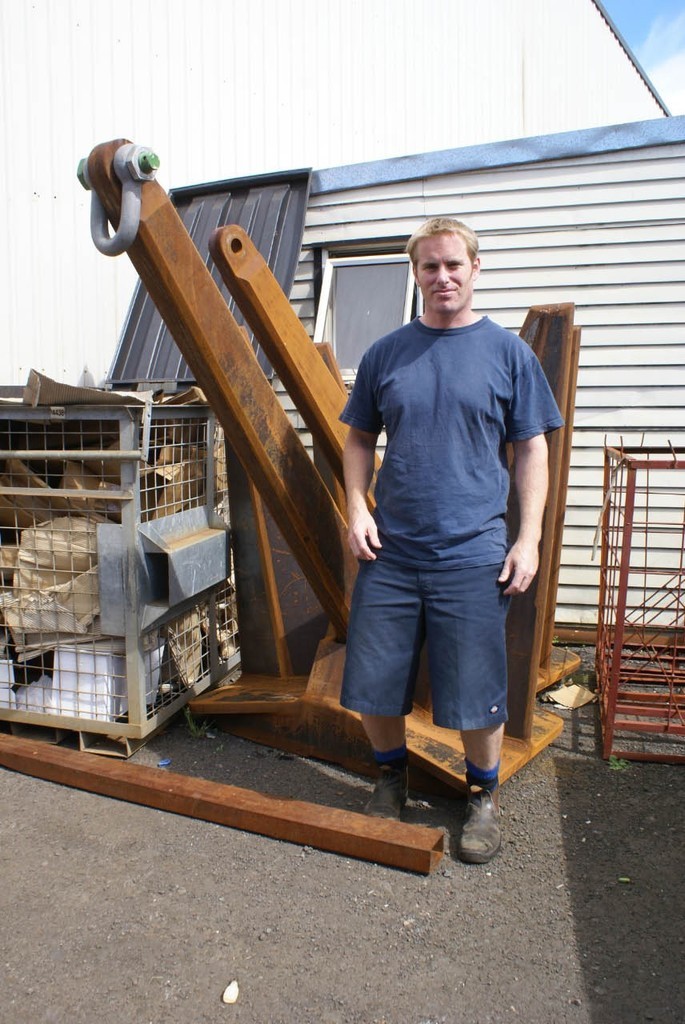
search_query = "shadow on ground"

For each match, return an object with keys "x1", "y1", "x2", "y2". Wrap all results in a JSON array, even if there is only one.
[{"x1": 552, "y1": 703, "x2": 683, "y2": 1024}]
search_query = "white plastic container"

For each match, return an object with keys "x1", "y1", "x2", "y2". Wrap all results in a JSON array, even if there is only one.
[
  {"x1": 0, "y1": 658, "x2": 15, "y2": 708},
  {"x1": 12, "y1": 675, "x2": 55, "y2": 713},
  {"x1": 52, "y1": 643, "x2": 163, "y2": 721}
]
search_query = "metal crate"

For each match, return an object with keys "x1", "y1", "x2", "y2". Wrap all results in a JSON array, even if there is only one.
[
  {"x1": 596, "y1": 445, "x2": 685, "y2": 763},
  {"x1": 0, "y1": 400, "x2": 238, "y2": 756}
]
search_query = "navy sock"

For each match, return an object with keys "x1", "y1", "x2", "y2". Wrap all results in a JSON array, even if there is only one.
[
  {"x1": 465, "y1": 758, "x2": 500, "y2": 793},
  {"x1": 374, "y1": 744, "x2": 408, "y2": 772}
]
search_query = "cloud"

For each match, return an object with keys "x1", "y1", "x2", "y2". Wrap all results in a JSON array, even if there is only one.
[
  {"x1": 648, "y1": 51, "x2": 685, "y2": 115},
  {"x1": 636, "y1": 11, "x2": 685, "y2": 66},
  {"x1": 636, "y1": 11, "x2": 685, "y2": 114}
]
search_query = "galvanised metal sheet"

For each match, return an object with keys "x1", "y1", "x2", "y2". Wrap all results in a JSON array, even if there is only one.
[
  {"x1": 2, "y1": 1, "x2": 669, "y2": 388},
  {"x1": 107, "y1": 170, "x2": 311, "y2": 388}
]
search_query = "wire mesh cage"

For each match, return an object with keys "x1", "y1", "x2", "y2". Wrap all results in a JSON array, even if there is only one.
[
  {"x1": 0, "y1": 400, "x2": 239, "y2": 755},
  {"x1": 596, "y1": 445, "x2": 685, "y2": 763}
]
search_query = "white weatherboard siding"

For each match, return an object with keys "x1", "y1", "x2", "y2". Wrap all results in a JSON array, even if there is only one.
[
  {"x1": 0, "y1": 0, "x2": 665, "y2": 388},
  {"x1": 300, "y1": 135, "x2": 685, "y2": 629}
]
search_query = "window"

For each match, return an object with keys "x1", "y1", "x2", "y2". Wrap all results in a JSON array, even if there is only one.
[{"x1": 314, "y1": 254, "x2": 416, "y2": 372}]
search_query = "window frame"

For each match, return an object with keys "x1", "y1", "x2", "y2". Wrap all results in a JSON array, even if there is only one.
[{"x1": 313, "y1": 252, "x2": 417, "y2": 368}]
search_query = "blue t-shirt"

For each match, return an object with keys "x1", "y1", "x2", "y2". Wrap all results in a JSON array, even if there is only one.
[{"x1": 340, "y1": 316, "x2": 564, "y2": 569}]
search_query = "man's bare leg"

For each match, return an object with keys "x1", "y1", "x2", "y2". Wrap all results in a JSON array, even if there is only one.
[
  {"x1": 360, "y1": 713, "x2": 407, "y2": 753},
  {"x1": 360, "y1": 713, "x2": 409, "y2": 819},
  {"x1": 458, "y1": 722, "x2": 504, "y2": 863},
  {"x1": 461, "y1": 722, "x2": 504, "y2": 774}
]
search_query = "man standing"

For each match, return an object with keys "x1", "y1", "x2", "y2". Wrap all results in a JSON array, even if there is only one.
[{"x1": 339, "y1": 217, "x2": 564, "y2": 864}]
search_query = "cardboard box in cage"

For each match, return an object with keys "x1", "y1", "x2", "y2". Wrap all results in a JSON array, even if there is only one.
[{"x1": 0, "y1": 387, "x2": 239, "y2": 752}]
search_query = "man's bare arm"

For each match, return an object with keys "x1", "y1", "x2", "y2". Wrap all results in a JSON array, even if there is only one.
[
  {"x1": 343, "y1": 426, "x2": 381, "y2": 560},
  {"x1": 499, "y1": 433, "x2": 549, "y2": 595}
]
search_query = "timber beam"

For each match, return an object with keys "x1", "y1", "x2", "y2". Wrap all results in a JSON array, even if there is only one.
[
  {"x1": 209, "y1": 225, "x2": 352, "y2": 487},
  {"x1": 0, "y1": 734, "x2": 444, "y2": 875}
]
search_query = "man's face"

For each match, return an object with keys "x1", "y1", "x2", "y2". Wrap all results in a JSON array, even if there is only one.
[{"x1": 413, "y1": 233, "x2": 480, "y2": 329}]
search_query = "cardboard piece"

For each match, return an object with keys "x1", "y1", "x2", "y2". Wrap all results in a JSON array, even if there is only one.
[
  {"x1": 2, "y1": 517, "x2": 100, "y2": 647},
  {"x1": 541, "y1": 682, "x2": 596, "y2": 709},
  {"x1": 23, "y1": 368, "x2": 151, "y2": 408}
]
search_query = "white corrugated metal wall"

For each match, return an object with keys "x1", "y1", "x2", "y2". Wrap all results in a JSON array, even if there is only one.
[
  {"x1": 0, "y1": 0, "x2": 665, "y2": 388},
  {"x1": 298, "y1": 131, "x2": 685, "y2": 629}
]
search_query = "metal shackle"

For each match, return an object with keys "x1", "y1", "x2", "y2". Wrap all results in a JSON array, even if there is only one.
[{"x1": 78, "y1": 143, "x2": 160, "y2": 257}]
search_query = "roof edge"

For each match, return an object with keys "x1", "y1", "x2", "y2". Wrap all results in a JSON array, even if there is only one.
[
  {"x1": 592, "y1": 1, "x2": 671, "y2": 115},
  {"x1": 311, "y1": 115, "x2": 685, "y2": 195},
  {"x1": 170, "y1": 167, "x2": 312, "y2": 199}
]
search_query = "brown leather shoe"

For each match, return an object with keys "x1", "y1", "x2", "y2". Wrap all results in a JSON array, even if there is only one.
[
  {"x1": 457, "y1": 787, "x2": 502, "y2": 864},
  {"x1": 364, "y1": 764, "x2": 408, "y2": 819}
]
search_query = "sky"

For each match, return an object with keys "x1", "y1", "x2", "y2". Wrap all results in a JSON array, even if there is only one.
[{"x1": 600, "y1": 0, "x2": 685, "y2": 114}]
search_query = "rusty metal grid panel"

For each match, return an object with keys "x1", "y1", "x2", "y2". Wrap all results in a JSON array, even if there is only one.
[
  {"x1": 107, "y1": 171, "x2": 311, "y2": 389},
  {"x1": 596, "y1": 446, "x2": 685, "y2": 763},
  {"x1": 0, "y1": 404, "x2": 238, "y2": 756}
]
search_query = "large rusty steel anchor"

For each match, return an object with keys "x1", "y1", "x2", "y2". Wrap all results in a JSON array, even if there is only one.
[{"x1": 80, "y1": 139, "x2": 577, "y2": 800}]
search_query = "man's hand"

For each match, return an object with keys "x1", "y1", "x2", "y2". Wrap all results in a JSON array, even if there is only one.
[
  {"x1": 498, "y1": 539, "x2": 539, "y2": 596},
  {"x1": 348, "y1": 507, "x2": 382, "y2": 560}
]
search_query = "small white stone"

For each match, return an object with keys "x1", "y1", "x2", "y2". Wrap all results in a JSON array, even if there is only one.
[{"x1": 222, "y1": 980, "x2": 239, "y2": 1004}]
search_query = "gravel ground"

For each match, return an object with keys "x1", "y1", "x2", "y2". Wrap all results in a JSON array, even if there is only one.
[{"x1": 0, "y1": 648, "x2": 682, "y2": 1024}]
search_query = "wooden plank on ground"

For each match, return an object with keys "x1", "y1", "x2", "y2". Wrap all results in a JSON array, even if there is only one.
[{"x1": 0, "y1": 734, "x2": 444, "y2": 874}]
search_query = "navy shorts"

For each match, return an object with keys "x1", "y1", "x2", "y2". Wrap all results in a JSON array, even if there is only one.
[{"x1": 340, "y1": 558, "x2": 510, "y2": 731}]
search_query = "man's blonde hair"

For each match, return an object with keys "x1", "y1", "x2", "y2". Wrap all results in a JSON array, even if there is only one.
[{"x1": 406, "y1": 217, "x2": 479, "y2": 266}]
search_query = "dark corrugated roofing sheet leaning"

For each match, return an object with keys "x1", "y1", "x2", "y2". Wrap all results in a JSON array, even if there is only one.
[{"x1": 107, "y1": 169, "x2": 311, "y2": 389}]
